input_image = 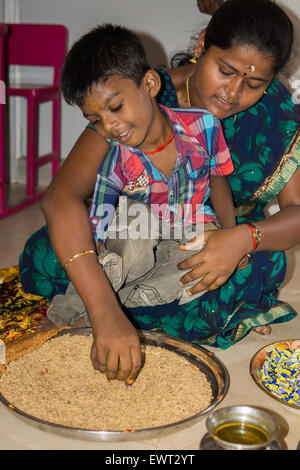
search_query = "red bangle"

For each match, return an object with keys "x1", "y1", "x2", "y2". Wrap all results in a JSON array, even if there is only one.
[{"x1": 246, "y1": 223, "x2": 261, "y2": 252}]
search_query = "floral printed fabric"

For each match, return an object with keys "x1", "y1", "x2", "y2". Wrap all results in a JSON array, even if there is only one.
[
  {"x1": 0, "y1": 266, "x2": 49, "y2": 343},
  {"x1": 19, "y1": 225, "x2": 69, "y2": 300}
]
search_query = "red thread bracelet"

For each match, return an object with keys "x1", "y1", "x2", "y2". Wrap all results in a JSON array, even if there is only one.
[{"x1": 246, "y1": 223, "x2": 261, "y2": 252}]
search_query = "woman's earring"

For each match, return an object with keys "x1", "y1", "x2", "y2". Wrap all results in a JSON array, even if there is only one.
[
  {"x1": 189, "y1": 56, "x2": 198, "y2": 64},
  {"x1": 263, "y1": 90, "x2": 268, "y2": 95}
]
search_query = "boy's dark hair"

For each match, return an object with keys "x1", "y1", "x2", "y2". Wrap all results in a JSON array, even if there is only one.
[
  {"x1": 61, "y1": 23, "x2": 150, "y2": 106},
  {"x1": 171, "y1": 0, "x2": 294, "y2": 75}
]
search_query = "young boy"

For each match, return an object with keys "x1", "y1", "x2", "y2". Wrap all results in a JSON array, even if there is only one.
[
  {"x1": 47, "y1": 23, "x2": 239, "y2": 385},
  {"x1": 48, "y1": 22, "x2": 236, "y2": 326}
]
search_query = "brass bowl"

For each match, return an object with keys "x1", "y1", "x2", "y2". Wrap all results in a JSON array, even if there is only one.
[
  {"x1": 0, "y1": 328, "x2": 230, "y2": 441},
  {"x1": 206, "y1": 405, "x2": 280, "y2": 450}
]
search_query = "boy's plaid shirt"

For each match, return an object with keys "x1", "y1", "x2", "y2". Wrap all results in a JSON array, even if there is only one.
[{"x1": 89, "y1": 105, "x2": 234, "y2": 242}]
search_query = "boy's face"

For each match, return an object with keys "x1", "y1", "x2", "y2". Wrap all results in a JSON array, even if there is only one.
[{"x1": 80, "y1": 73, "x2": 158, "y2": 149}]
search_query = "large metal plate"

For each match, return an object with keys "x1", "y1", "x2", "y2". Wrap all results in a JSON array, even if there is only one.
[{"x1": 0, "y1": 328, "x2": 230, "y2": 441}]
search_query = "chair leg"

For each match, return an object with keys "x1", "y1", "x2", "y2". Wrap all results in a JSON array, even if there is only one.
[
  {"x1": 0, "y1": 101, "x2": 6, "y2": 214},
  {"x1": 52, "y1": 97, "x2": 61, "y2": 177},
  {"x1": 26, "y1": 98, "x2": 37, "y2": 199}
]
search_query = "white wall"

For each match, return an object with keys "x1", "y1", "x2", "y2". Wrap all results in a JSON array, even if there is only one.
[
  {"x1": 4, "y1": 0, "x2": 300, "y2": 185},
  {"x1": 17, "y1": 0, "x2": 209, "y2": 171},
  {"x1": 277, "y1": 0, "x2": 300, "y2": 82}
]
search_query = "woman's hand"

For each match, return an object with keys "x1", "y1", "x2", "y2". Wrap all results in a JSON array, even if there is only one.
[
  {"x1": 177, "y1": 224, "x2": 252, "y2": 294},
  {"x1": 197, "y1": 0, "x2": 224, "y2": 15}
]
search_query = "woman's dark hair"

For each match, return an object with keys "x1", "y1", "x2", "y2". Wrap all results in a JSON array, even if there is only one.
[
  {"x1": 171, "y1": 0, "x2": 294, "y2": 75},
  {"x1": 61, "y1": 23, "x2": 150, "y2": 106}
]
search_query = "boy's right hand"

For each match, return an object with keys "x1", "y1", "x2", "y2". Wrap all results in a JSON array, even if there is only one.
[{"x1": 90, "y1": 309, "x2": 142, "y2": 385}]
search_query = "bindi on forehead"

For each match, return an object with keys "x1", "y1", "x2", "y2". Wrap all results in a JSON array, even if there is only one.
[
  {"x1": 90, "y1": 102, "x2": 100, "y2": 112},
  {"x1": 85, "y1": 85, "x2": 120, "y2": 112},
  {"x1": 216, "y1": 44, "x2": 275, "y2": 79},
  {"x1": 242, "y1": 64, "x2": 256, "y2": 78}
]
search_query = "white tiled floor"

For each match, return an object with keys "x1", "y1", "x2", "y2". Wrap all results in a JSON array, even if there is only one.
[{"x1": 0, "y1": 203, "x2": 299, "y2": 450}]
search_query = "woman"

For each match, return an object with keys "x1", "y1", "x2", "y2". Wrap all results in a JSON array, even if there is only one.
[{"x1": 19, "y1": 0, "x2": 300, "y2": 384}]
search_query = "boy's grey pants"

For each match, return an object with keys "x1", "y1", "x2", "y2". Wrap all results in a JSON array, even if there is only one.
[{"x1": 47, "y1": 203, "x2": 218, "y2": 327}]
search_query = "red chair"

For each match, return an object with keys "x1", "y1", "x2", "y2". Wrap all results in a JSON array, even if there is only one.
[
  {"x1": 0, "y1": 23, "x2": 68, "y2": 218},
  {"x1": 0, "y1": 24, "x2": 8, "y2": 216}
]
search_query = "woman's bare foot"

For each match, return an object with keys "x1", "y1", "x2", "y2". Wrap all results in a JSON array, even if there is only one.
[
  {"x1": 34, "y1": 317, "x2": 57, "y2": 332},
  {"x1": 252, "y1": 325, "x2": 272, "y2": 335},
  {"x1": 72, "y1": 317, "x2": 89, "y2": 328},
  {"x1": 35, "y1": 316, "x2": 88, "y2": 332}
]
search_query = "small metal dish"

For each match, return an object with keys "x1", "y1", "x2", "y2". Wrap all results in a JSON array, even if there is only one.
[
  {"x1": 250, "y1": 339, "x2": 300, "y2": 415},
  {"x1": 0, "y1": 328, "x2": 229, "y2": 441},
  {"x1": 206, "y1": 405, "x2": 280, "y2": 450}
]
